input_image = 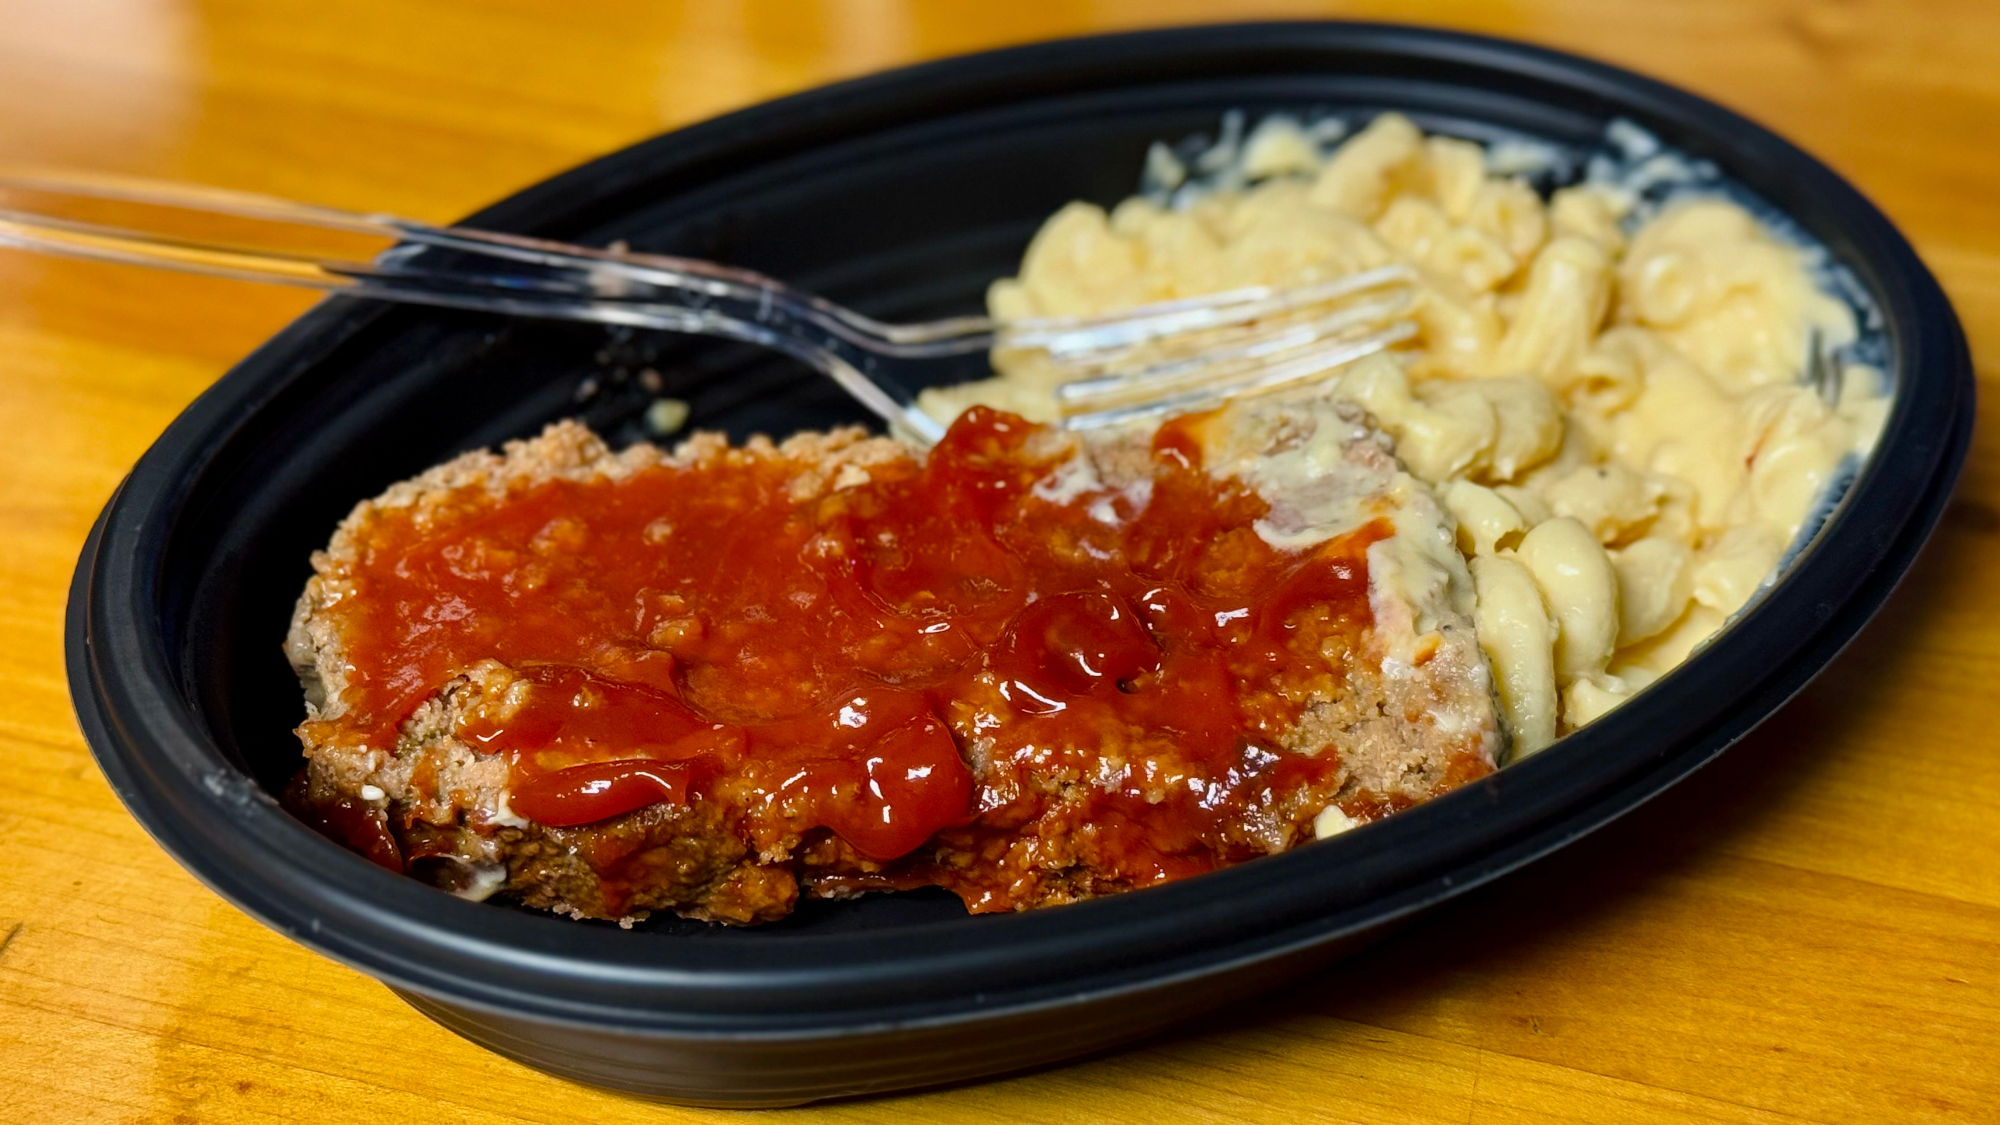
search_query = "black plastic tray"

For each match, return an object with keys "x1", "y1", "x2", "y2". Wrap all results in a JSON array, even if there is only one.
[{"x1": 66, "y1": 21, "x2": 1971, "y2": 1107}]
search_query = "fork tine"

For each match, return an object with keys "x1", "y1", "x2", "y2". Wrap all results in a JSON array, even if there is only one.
[
  {"x1": 1053, "y1": 295, "x2": 1414, "y2": 404},
  {"x1": 1059, "y1": 320, "x2": 1416, "y2": 431},
  {"x1": 1006, "y1": 264, "x2": 1416, "y2": 358}
]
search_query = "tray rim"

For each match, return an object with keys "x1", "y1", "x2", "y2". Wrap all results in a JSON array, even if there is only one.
[{"x1": 66, "y1": 18, "x2": 1974, "y2": 1041}]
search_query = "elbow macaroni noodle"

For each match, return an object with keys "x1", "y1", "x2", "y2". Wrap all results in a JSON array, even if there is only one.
[{"x1": 921, "y1": 113, "x2": 1889, "y2": 759}]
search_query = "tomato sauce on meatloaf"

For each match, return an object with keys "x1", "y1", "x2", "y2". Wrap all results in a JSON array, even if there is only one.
[{"x1": 286, "y1": 404, "x2": 1499, "y2": 924}]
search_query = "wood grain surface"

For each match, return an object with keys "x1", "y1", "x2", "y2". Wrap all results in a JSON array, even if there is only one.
[{"x1": 2, "y1": 2, "x2": 1995, "y2": 1121}]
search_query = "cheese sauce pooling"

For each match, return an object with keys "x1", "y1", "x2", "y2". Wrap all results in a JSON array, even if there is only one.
[{"x1": 307, "y1": 407, "x2": 1388, "y2": 910}]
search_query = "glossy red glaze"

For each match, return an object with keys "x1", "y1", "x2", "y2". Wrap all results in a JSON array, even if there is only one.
[
  {"x1": 298, "y1": 796, "x2": 402, "y2": 871},
  {"x1": 508, "y1": 759, "x2": 692, "y2": 827},
  {"x1": 993, "y1": 590, "x2": 1160, "y2": 713},
  {"x1": 307, "y1": 406, "x2": 1393, "y2": 908},
  {"x1": 460, "y1": 665, "x2": 744, "y2": 767},
  {"x1": 1150, "y1": 407, "x2": 1217, "y2": 472}
]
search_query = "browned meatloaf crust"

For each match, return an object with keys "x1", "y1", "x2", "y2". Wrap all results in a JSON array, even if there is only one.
[{"x1": 286, "y1": 404, "x2": 1501, "y2": 925}]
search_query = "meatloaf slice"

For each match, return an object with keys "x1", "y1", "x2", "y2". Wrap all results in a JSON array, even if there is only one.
[{"x1": 286, "y1": 402, "x2": 1499, "y2": 925}]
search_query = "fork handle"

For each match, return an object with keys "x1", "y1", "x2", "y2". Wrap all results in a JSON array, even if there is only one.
[
  {"x1": 0, "y1": 171, "x2": 990, "y2": 348},
  {"x1": 0, "y1": 171, "x2": 954, "y2": 438},
  {"x1": 0, "y1": 170, "x2": 773, "y2": 303}
]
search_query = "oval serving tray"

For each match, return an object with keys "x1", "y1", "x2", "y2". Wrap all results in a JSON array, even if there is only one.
[{"x1": 68, "y1": 21, "x2": 1971, "y2": 1107}]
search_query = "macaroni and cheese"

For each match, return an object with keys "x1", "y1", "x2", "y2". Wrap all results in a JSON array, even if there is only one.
[{"x1": 920, "y1": 113, "x2": 1888, "y2": 756}]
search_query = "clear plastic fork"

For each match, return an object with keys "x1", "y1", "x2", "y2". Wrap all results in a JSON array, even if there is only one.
[{"x1": 0, "y1": 171, "x2": 1416, "y2": 443}]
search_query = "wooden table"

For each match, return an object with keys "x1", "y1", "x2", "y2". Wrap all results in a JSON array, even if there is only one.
[{"x1": 2, "y1": 2, "x2": 1995, "y2": 1121}]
